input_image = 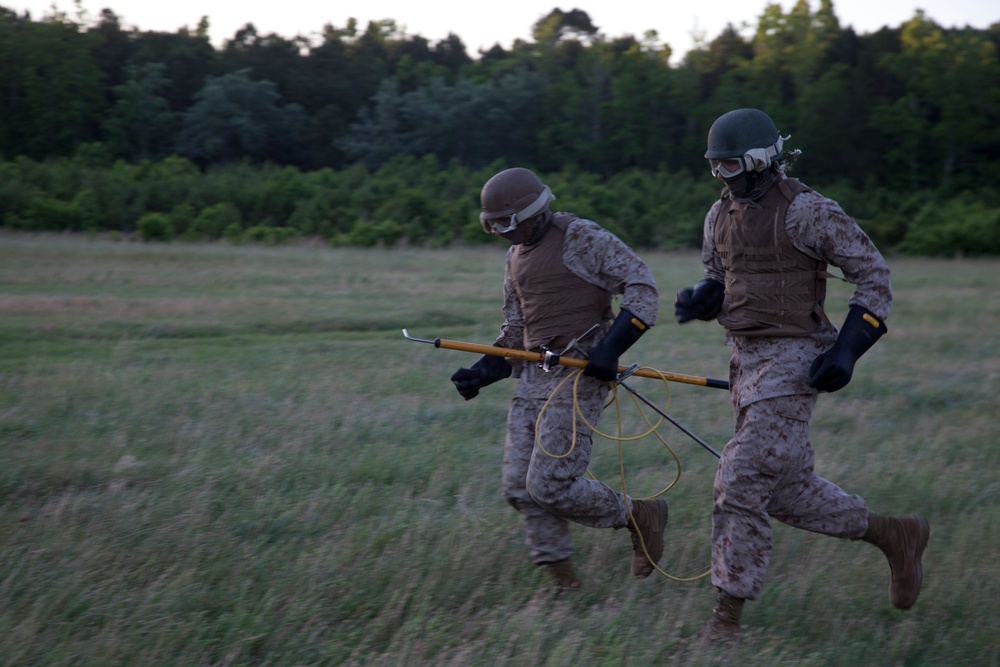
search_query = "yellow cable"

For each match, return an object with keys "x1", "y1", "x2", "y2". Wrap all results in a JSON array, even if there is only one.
[{"x1": 534, "y1": 366, "x2": 711, "y2": 582}]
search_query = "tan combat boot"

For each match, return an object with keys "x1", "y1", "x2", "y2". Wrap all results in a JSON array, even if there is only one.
[
  {"x1": 862, "y1": 513, "x2": 930, "y2": 609},
  {"x1": 545, "y1": 558, "x2": 582, "y2": 591},
  {"x1": 627, "y1": 498, "x2": 668, "y2": 578},
  {"x1": 708, "y1": 589, "x2": 744, "y2": 640}
]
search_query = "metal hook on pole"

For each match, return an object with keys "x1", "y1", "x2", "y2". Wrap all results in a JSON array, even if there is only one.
[
  {"x1": 402, "y1": 329, "x2": 730, "y2": 391},
  {"x1": 615, "y1": 365, "x2": 722, "y2": 459}
]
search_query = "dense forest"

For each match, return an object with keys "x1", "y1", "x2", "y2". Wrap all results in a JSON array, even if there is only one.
[{"x1": 1, "y1": 2, "x2": 998, "y2": 254}]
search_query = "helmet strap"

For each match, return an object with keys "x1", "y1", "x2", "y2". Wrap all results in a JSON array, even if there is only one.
[
  {"x1": 743, "y1": 135, "x2": 786, "y2": 172},
  {"x1": 511, "y1": 186, "x2": 553, "y2": 226}
]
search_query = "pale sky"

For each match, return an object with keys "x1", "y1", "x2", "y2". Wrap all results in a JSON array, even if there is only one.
[{"x1": 6, "y1": 0, "x2": 998, "y2": 64}]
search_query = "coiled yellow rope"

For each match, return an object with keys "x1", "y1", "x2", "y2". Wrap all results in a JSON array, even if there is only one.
[{"x1": 534, "y1": 366, "x2": 710, "y2": 582}]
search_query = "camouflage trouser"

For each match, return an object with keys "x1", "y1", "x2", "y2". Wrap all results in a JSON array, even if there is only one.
[
  {"x1": 502, "y1": 383, "x2": 631, "y2": 565},
  {"x1": 711, "y1": 394, "x2": 869, "y2": 600}
]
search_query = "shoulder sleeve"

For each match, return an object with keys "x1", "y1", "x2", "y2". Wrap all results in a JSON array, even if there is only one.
[
  {"x1": 702, "y1": 199, "x2": 725, "y2": 284},
  {"x1": 786, "y1": 190, "x2": 892, "y2": 320},
  {"x1": 562, "y1": 218, "x2": 659, "y2": 326}
]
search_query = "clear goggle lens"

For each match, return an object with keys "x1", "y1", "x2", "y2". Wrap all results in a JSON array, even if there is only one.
[
  {"x1": 482, "y1": 214, "x2": 519, "y2": 234},
  {"x1": 710, "y1": 158, "x2": 746, "y2": 178}
]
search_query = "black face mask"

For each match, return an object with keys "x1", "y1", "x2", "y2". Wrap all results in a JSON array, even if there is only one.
[
  {"x1": 721, "y1": 166, "x2": 781, "y2": 201},
  {"x1": 500, "y1": 226, "x2": 530, "y2": 245},
  {"x1": 500, "y1": 213, "x2": 551, "y2": 245}
]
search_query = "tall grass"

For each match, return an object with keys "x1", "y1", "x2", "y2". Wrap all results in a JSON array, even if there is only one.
[{"x1": 1, "y1": 232, "x2": 997, "y2": 666}]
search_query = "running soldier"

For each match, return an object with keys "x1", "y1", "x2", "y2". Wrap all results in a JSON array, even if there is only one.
[
  {"x1": 450, "y1": 167, "x2": 667, "y2": 590},
  {"x1": 675, "y1": 108, "x2": 930, "y2": 636}
]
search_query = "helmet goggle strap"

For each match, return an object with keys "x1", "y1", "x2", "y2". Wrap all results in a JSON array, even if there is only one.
[
  {"x1": 480, "y1": 186, "x2": 553, "y2": 234},
  {"x1": 710, "y1": 135, "x2": 787, "y2": 178}
]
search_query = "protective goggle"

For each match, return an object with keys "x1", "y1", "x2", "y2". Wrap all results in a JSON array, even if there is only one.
[
  {"x1": 709, "y1": 158, "x2": 748, "y2": 178},
  {"x1": 484, "y1": 214, "x2": 519, "y2": 234},
  {"x1": 709, "y1": 136, "x2": 787, "y2": 178},
  {"x1": 480, "y1": 186, "x2": 554, "y2": 234}
]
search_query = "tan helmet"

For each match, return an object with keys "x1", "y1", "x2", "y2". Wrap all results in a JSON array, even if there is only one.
[{"x1": 479, "y1": 167, "x2": 554, "y2": 234}]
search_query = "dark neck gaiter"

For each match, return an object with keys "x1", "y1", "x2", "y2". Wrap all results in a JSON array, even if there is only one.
[{"x1": 724, "y1": 167, "x2": 782, "y2": 202}]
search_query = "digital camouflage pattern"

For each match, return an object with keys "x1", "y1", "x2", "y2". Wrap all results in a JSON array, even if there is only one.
[
  {"x1": 711, "y1": 395, "x2": 870, "y2": 599},
  {"x1": 699, "y1": 178, "x2": 892, "y2": 599},
  {"x1": 494, "y1": 216, "x2": 658, "y2": 564},
  {"x1": 502, "y1": 366, "x2": 628, "y2": 564}
]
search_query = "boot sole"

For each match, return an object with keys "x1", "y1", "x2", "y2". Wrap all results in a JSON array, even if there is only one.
[
  {"x1": 891, "y1": 515, "x2": 930, "y2": 610},
  {"x1": 633, "y1": 499, "x2": 669, "y2": 579}
]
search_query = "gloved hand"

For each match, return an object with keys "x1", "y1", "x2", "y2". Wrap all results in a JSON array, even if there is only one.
[
  {"x1": 675, "y1": 279, "x2": 725, "y2": 323},
  {"x1": 450, "y1": 354, "x2": 512, "y2": 400},
  {"x1": 583, "y1": 308, "x2": 649, "y2": 382},
  {"x1": 809, "y1": 306, "x2": 887, "y2": 392}
]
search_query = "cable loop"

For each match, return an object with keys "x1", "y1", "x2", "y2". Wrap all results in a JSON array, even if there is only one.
[{"x1": 534, "y1": 366, "x2": 710, "y2": 582}]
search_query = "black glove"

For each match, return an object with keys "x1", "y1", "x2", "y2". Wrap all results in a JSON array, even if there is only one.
[
  {"x1": 450, "y1": 354, "x2": 512, "y2": 400},
  {"x1": 583, "y1": 308, "x2": 649, "y2": 382},
  {"x1": 808, "y1": 306, "x2": 887, "y2": 392},
  {"x1": 675, "y1": 279, "x2": 725, "y2": 323}
]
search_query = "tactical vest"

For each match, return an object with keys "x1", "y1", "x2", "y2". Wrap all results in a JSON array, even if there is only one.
[
  {"x1": 715, "y1": 178, "x2": 830, "y2": 337},
  {"x1": 510, "y1": 213, "x2": 612, "y2": 351}
]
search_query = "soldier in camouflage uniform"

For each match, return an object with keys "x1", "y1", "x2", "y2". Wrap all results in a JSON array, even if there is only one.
[
  {"x1": 675, "y1": 109, "x2": 930, "y2": 636},
  {"x1": 450, "y1": 167, "x2": 667, "y2": 590}
]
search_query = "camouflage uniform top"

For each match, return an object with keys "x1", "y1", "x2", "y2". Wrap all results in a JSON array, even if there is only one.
[
  {"x1": 700, "y1": 178, "x2": 893, "y2": 407},
  {"x1": 493, "y1": 216, "x2": 658, "y2": 386}
]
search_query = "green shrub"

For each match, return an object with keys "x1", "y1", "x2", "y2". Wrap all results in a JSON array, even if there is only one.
[
  {"x1": 287, "y1": 196, "x2": 344, "y2": 238},
  {"x1": 188, "y1": 202, "x2": 242, "y2": 240},
  {"x1": 136, "y1": 212, "x2": 174, "y2": 241},
  {"x1": 257, "y1": 166, "x2": 310, "y2": 223},
  {"x1": 150, "y1": 155, "x2": 199, "y2": 178},
  {"x1": 899, "y1": 194, "x2": 1000, "y2": 256},
  {"x1": 71, "y1": 189, "x2": 101, "y2": 232},
  {"x1": 167, "y1": 203, "x2": 196, "y2": 237},
  {"x1": 2, "y1": 154, "x2": 1000, "y2": 255},
  {"x1": 0, "y1": 162, "x2": 33, "y2": 225},
  {"x1": 25, "y1": 197, "x2": 82, "y2": 231},
  {"x1": 347, "y1": 219, "x2": 406, "y2": 246},
  {"x1": 461, "y1": 219, "x2": 495, "y2": 244},
  {"x1": 244, "y1": 225, "x2": 296, "y2": 245},
  {"x1": 223, "y1": 222, "x2": 245, "y2": 244},
  {"x1": 373, "y1": 187, "x2": 439, "y2": 244}
]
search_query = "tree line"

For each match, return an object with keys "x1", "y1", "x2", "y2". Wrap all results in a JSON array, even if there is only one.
[{"x1": 1, "y1": 2, "x2": 998, "y2": 254}]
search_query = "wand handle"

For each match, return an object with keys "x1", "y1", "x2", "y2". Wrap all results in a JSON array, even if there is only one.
[{"x1": 423, "y1": 335, "x2": 728, "y2": 390}]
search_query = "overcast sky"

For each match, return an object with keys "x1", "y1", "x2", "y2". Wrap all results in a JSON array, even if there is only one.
[{"x1": 5, "y1": 0, "x2": 998, "y2": 63}]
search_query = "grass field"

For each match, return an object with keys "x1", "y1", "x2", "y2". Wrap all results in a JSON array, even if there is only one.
[{"x1": 1, "y1": 232, "x2": 998, "y2": 666}]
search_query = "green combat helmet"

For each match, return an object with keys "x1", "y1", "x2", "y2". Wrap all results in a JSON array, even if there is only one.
[{"x1": 705, "y1": 108, "x2": 787, "y2": 178}]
